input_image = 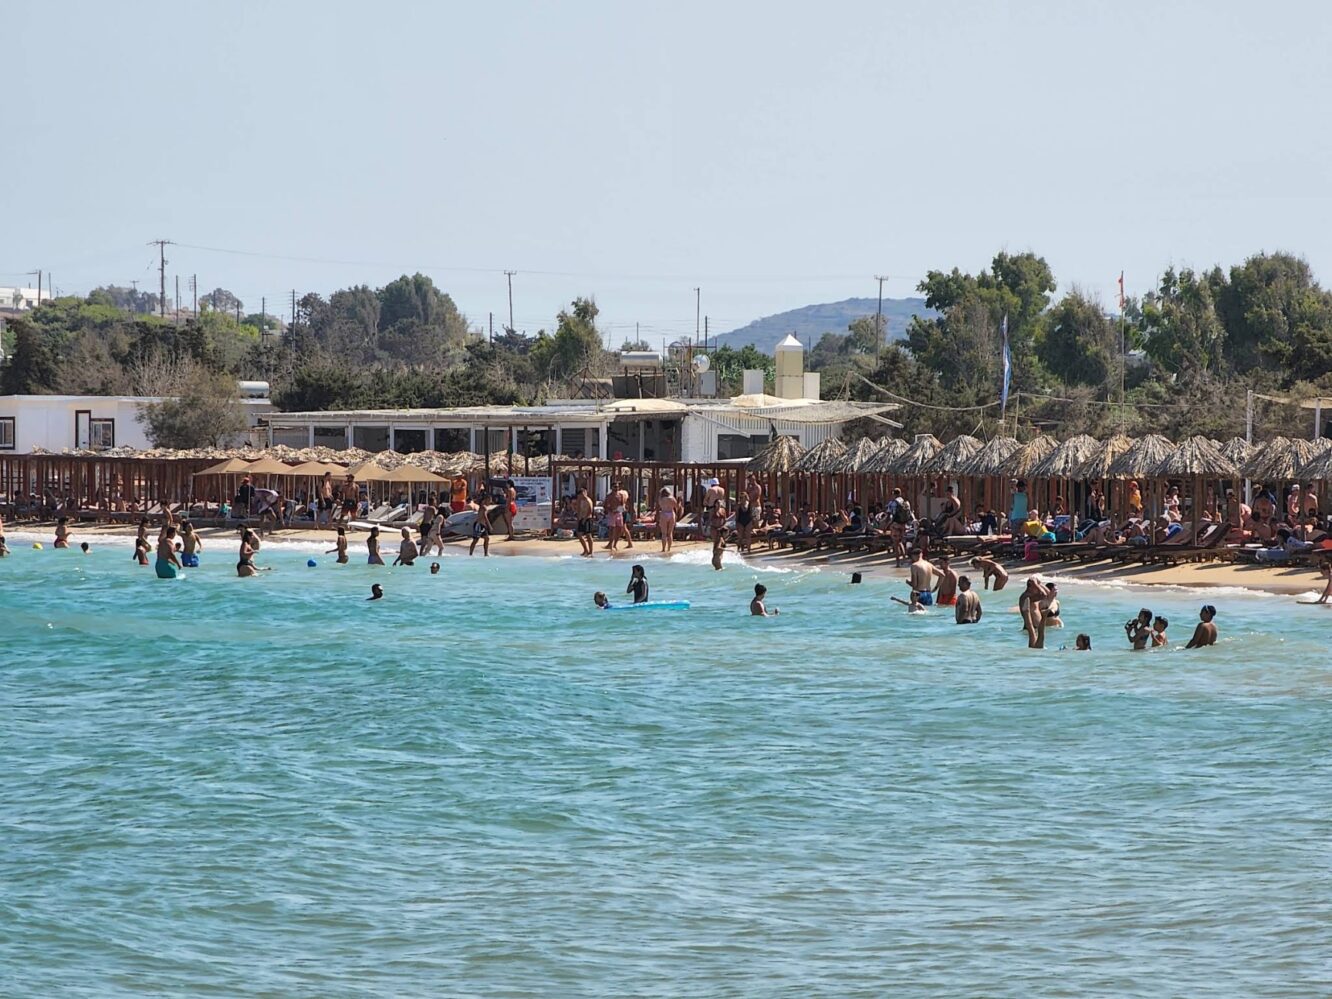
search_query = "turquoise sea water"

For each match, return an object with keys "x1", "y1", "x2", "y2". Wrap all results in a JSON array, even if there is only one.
[{"x1": 3, "y1": 536, "x2": 1330, "y2": 997}]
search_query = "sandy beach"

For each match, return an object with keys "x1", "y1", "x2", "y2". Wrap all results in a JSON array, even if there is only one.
[{"x1": 24, "y1": 521, "x2": 1327, "y2": 597}]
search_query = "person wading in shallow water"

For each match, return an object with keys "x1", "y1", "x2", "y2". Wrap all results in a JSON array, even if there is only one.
[{"x1": 1186, "y1": 605, "x2": 1219, "y2": 648}]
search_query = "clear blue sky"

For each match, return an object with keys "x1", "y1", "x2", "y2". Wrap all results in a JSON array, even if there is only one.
[{"x1": 7, "y1": 1, "x2": 1331, "y2": 348}]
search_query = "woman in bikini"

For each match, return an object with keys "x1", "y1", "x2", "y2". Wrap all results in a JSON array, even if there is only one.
[
  {"x1": 327, "y1": 525, "x2": 349, "y2": 564},
  {"x1": 656, "y1": 487, "x2": 678, "y2": 553},
  {"x1": 367, "y1": 526, "x2": 385, "y2": 565}
]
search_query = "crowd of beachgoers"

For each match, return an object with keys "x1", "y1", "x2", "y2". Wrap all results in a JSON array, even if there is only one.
[{"x1": 8, "y1": 466, "x2": 1332, "y2": 658}]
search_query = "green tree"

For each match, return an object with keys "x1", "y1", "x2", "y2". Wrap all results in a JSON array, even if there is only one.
[
  {"x1": 1137, "y1": 267, "x2": 1226, "y2": 377},
  {"x1": 533, "y1": 297, "x2": 606, "y2": 382},
  {"x1": 708, "y1": 344, "x2": 774, "y2": 394},
  {"x1": 1039, "y1": 290, "x2": 1117, "y2": 387},
  {"x1": 199, "y1": 288, "x2": 243, "y2": 315},
  {"x1": 137, "y1": 361, "x2": 247, "y2": 447},
  {"x1": 1, "y1": 318, "x2": 60, "y2": 393},
  {"x1": 1215, "y1": 253, "x2": 1332, "y2": 382}
]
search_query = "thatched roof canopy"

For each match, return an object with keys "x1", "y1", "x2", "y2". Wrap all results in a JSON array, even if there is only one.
[
  {"x1": 885, "y1": 434, "x2": 943, "y2": 476},
  {"x1": 1108, "y1": 434, "x2": 1176, "y2": 479},
  {"x1": 924, "y1": 435, "x2": 983, "y2": 476},
  {"x1": 748, "y1": 435, "x2": 806, "y2": 473},
  {"x1": 834, "y1": 436, "x2": 884, "y2": 473},
  {"x1": 1071, "y1": 433, "x2": 1134, "y2": 479},
  {"x1": 1243, "y1": 437, "x2": 1319, "y2": 482},
  {"x1": 1031, "y1": 434, "x2": 1099, "y2": 480},
  {"x1": 1218, "y1": 437, "x2": 1254, "y2": 465},
  {"x1": 960, "y1": 436, "x2": 1020, "y2": 477},
  {"x1": 862, "y1": 437, "x2": 908, "y2": 473},
  {"x1": 1006, "y1": 434, "x2": 1059, "y2": 480},
  {"x1": 1296, "y1": 444, "x2": 1332, "y2": 481},
  {"x1": 1152, "y1": 435, "x2": 1239, "y2": 479},
  {"x1": 795, "y1": 437, "x2": 847, "y2": 473}
]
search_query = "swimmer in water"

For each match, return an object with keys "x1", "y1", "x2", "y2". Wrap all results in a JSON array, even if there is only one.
[
  {"x1": 750, "y1": 583, "x2": 779, "y2": 616},
  {"x1": 155, "y1": 524, "x2": 182, "y2": 578},
  {"x1": 368, "y1": 583, "x2": 384, "y2": 601},
  {"x1": 626, "y1": 564, "x2": 649, "y2": 604},
  {"x1": 54, "y1": 517, "x2": 70, "y2": 549},
  {"x1": 594, "y1": 591, "x2": 610, "y2": 609},
  {"x1": 954, "y1": 575, "x2": 982, "y2": 624},
  {"x1": 327, "y1": 525, "x2": 349, "y2": 564},
  {"x1": 79, "y1": 542, "x2": 90, "y2": 555},
  {"x1": 1185, "y1": 605, "x2": 1218, "y2": 648},
  {"x1": 1151, "y1": 615, "x2": 1169, "y2": 647},
  {"x1": 367, "y1": 526, "x2": 385, "y2": 566},
  {"x1": 891, "y1": 591, "x2": 926, "y2": 613},
  {"x1": 430, "y1": 562, "x2": 441, "y2": 575},
  {"x1": 970, "y1": 555, "x2": 1009, "y2": 592},
  {"x1": 237, "y1": 527, "x2": 260, "y2": 578},
  {"x1": 1041, "y1": 583, "x2": 1063, "y2": 629},
  {"x1": 393, "y1": 526, "x2": 418, "y2": 566},
  {"x1": 1074, "y1": 633, "x2": 1092, "y2": 650},
  {"x1": 1125, "y1": 608, "x2": 1153, "y2": 650}
]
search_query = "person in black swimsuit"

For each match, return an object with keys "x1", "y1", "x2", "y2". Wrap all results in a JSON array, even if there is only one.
[{"x1": 626, "y1": 564, "x2": 649, "y2": 604}]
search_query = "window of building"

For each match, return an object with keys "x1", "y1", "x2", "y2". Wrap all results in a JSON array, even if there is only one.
[
  {"x1": 313, "y1": 426, "x2": 348, "y2": 450},
  {"x1": 0, "y1": 417, "x2": 14, "y2": 450},
  {"x1": 433, "y1": 428, "x2": 470, "y2": 452},
  {"x1": 352, "y1": 425, "x2": 389, "y2": 451},
  {"x1": 393, "y1": 428, "x2": 428, "y2": 454},
  {"x1": 90, "y1": 419, "x2": 115, "y2": 449},
  {"x1": 716, "y1": 433, "x2": 768, "y2": 460}
]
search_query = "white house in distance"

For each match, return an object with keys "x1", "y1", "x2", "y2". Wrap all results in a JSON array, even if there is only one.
[
  {"x1": 263, "y1": 338, "x2": 900, "y2": 461},
  {"x1": 0, "y1": 286, "x2": 46, "y2": 312},
  {"x1": 0, "y1": 383, "x2": 273, "y2": 452}
]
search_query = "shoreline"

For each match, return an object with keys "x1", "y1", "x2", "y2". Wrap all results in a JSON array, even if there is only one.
[{"x1": 8, "y1": 521, "x2": 1325, "y2": 597}]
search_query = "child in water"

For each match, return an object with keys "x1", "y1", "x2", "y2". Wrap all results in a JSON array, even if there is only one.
[
  {"x1": 891, "y1": 591, "x2": 926, "y2": 613},
  {"x1": 594, "y1": 591, "x2": 610, "y2": 609},
  {"x1": 750, "y1": 583, "x2": 779, "y2": 616},
  {"x1": 1151, "y1": 615, "x2": 1169, "y2": 647}
]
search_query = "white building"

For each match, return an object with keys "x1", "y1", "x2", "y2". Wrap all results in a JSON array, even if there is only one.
[
  {"x1": 0, "y1": 286, "x2": 45, "y2": 312},
  {"x1": 0, "y1": 388, "x2": 273, "y2": 453}
]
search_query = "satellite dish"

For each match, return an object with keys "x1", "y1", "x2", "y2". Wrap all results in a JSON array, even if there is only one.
[{"x1": 693, "y1": 354, "x2": 711, "y2": 373}]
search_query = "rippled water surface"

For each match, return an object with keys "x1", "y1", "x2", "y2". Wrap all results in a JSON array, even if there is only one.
[{"x1": 3, "y1": 537, "x2": 1330, "y2": 997}]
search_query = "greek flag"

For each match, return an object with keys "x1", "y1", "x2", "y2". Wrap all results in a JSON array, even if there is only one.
[{"x1": 1000, "y1": 314, "x2": 1012, "y2": 415}]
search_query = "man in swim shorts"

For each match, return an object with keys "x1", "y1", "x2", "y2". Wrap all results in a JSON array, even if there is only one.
[
  {"x1": 155, "y1": 524, "x2": 182, "y2": 578},
  {"x1": 574, "y1": 486, "x2": 595, "y2": 558},
  {"x1": 935, "y1": 555, "x2": 958, "y2": 606},
  {"x1": 954, "y1": 575, "x2": 982, "y2": 624},
  {"x1": 180, "y1": 520, "x2": 202, "y2": 567},
  {"x1": 469, "y1": 501, "x2": 491, "y2": 556},
  {"x1": 908, "y1": 549, "x2": 937, "y2": 606}
]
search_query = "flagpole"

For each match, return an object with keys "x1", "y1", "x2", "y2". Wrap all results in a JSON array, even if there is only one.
[{"x1": 1118, "y1": 271, "x2": 1127, "y2": 425}]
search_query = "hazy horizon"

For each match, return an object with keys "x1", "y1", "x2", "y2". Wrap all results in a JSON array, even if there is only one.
[{"x1": 6, "y1": 1, "x2": 1331, "y2": 347}]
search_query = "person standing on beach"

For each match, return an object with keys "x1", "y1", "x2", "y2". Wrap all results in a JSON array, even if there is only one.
[
  {"x1": 734, "y1": 493, "x2": 755, "y2": 553},
  {"x1": 1185, "y1": 605, "x2": 1218, "y2": 648},
  {"x1": 501, "y1": 480, "x2": 518, "y2": 541},
  {"x1": 450, "y1": 474, "x2": 468, "y2": 514},
  {"x1": 367, "y1": 526, "x2": 385, "y2": 565},
  {"x1": 574, "y1": 487, "x2": 595, "y2": 558},
  {"x1": 603, "y1": 481, "x2": 628, "y2": 551},
  {"x1": 908, "y1": 550, "x2": 937, "y2": 606},
  {"x1": 955, "y1": 576, "x2": 982, "y2": 624},
  {"x1": 935, "y1": 556, "x2": 958, "y2": 606},
  {"x1": 469, "y1": 500, "x2": 491, "y2": 557},
  {"x1": 744, "y1": 474, "x2": 763, "y2": 510},
  {"x1": 656, "y1": 487, "x2": 678, "y2": 554}
]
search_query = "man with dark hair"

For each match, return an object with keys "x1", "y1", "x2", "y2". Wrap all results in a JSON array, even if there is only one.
[
  {"x1": 954, "y1": 576, "x2": 982, "y2": 624},
  {"x1": 1186, "y1": 605, "x2": 1218, "y2": 648}
]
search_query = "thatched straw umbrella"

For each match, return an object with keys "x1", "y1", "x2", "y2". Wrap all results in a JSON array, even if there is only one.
[
  {"x1": 958, "y1": 436, "x2": 1019, "y2": 518},
  {"x1": 1072, "y1": 433, "x2": 1134, "y2": 481},
  {"x1": 829, "y1": 437, "x2": 881, "y2": 507},
  {"x1": 1029, "y1": 434, "x2": 1099, "y2": 522},
  {"x1": 863, "y1": 436, "x2": 908, "y2": 473},
  {"x1": 791, "y1": 437, "x2": 846, "y2": 512},
  {"x1": 1219, "y1": 437, "x2": 1254, "y2": 467},
  {"x1": 1153, "y1": 435, "x2": 1239, "y2": 529},
  {"x1": 1242, "y1": 437, "x2": 1319, "y2": 484},
  {"x1": 922, "y1": 435, "x2": 983, "y2": 522},
  {"x1": 795, "y1": 437, "x2": 846, "y2": 473},
  {"x1": 884, "y1": 433, "x2": 941, "y2": 517},
  {"x1": 1007, "y1": 435, "x2": 1059, "y2": 481},
  {"x1": 748, "y1": 435, "x2": 806, "y2": 515},
  {"x1": 748, "y1": 435, "x2": 805, "y2": 473},
  {"x1": 1296, "y1": 446, "x2": 1332, "y2": 482},
  {"x1": 1108, "y1": 434, "x2": 1176, "y2": 522}
]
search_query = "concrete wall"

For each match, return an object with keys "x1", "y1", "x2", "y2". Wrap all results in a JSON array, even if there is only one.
[{"x1": 0, "y1": 395, "x2": 271, "y2": 452}]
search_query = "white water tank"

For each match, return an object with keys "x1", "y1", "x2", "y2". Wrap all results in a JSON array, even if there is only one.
[
  {"x1": 775, "y1": 333, "x2": 804, "y2": 399},
  {"x1": 742, "y1": 369, "x2": 765, "y2": 395}
]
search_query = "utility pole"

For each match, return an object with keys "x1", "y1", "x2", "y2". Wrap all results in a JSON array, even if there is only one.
[
  {"x1": 704, "y1": 316, "x2": 709, "y2": 353},
  {"x1": 694, "y1": 287, "x2": 701, "y2": 344},
  {"x1": 874, "y1": 275, "x2": 888, "y2": 354},
  {"x1": 191, "y1": 275, "x2": 197, "y2": 318},
  {"x1": 27, "y1": 270, "x2": 41, "y2": 306},
  {"x1": 504, "y1": 271, "x2": 516, "y2": 333},
  {"x1": 488, "y1": 312, "x2": 493, "y2": 342},
  {"x1": 175, "y1": 275, "x2": 181, "y2": 322},
  {"x1": 235, "y1": 302, "x2": 241, "y2": 325},
  {"x1": 148, "y1": 239, "x2": 173, "y2": 318},
  {"x1": 291, "y1": 289, "x2": 297, "y2": 331}
]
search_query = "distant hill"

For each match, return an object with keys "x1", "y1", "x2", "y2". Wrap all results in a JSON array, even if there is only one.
[{"x1": 711, "y1": 297, "x2": 933, "y2": 354}]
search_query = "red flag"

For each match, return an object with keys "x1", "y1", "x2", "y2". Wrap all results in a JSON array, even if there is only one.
[{"x1": 1117, "y1": 271, "x2": 1125, "y2": 310}]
